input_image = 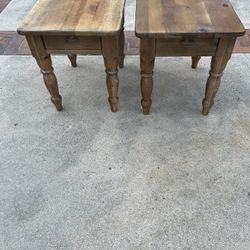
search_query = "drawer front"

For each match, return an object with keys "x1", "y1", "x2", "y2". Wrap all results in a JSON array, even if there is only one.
[
  {"x1": 156, "y1": 37, "x2": 218, "y2": 56},
  {"x1": 43, "y1": 36, "x2": 101, "y2": 51}
]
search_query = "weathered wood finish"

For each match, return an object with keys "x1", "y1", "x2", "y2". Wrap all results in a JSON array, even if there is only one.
[
  {"x1": 18, "y1": 0, "x2": 125, "y2": 112},
  {"x1": 156, "y1": 37, "x2": 218, "y2": 56},
  {"x1": 136, "y1": 0, "x2": 245, "y2": 38},
  {"x1": 43, "y1": 36, "x2": 101, "y2": 51},
  {"x1": 192, "y1": 56, "x2": 201, "y2": 69},
  {"x1": 102, "y1": 36, "x2": 120, "y2": 112},
  {"x1": 26, "y1": 35, "x2": 63, "y2": 111},
  {"x1": 18, "y1": 0, "x2": 126, "y2": 36},
  {"x1": 136, "y1": 0, "x2": 245, "y2": 115},
  {"x1": 68, "y1": 54, "x2": 77, "y2": 68},
  {"x1": 119, "y1": 26, "x2": 125, "y2": 68},
  {"x1": 140, "y1": 39, "x2": 155, "y2": 115},
  {"x1": 202, "y1": 37, "x2": 236, "y2": 115}
]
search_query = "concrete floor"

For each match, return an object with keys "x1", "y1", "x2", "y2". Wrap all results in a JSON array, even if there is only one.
[
  {"x1": 0, "y1": 55, "x2": 250, "y2": 249},
  {"x1": 0, "y1": 0, "x2": 250, "y2": 249}
]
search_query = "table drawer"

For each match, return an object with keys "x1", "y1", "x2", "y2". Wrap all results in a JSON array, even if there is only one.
[
  {"x1": 43, "y1": 36, "x2": 101, "y2": 51},
  {"x1": 156, "y1": 37, "x2": 219, "y2": 56}
]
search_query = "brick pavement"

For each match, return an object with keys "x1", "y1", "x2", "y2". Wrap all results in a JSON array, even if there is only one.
[{"x1": 0, "y1": 0, "x2": 249, "y2": 55}]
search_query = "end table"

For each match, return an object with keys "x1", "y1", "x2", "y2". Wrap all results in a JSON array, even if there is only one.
[
  {"x1": 18, "y1": 0, "x2": 126, "y2": 112},
  {"x1": 136, "y1": 0, "x2": 245, "y2": 115}
]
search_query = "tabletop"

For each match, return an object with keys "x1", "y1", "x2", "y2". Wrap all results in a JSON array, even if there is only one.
[
  {"x1": 18, "y1": 0, "x2": 126, "y2": 36},
  {"x1": 136, "y1": 0, "x2": 245, "y2": 38}
]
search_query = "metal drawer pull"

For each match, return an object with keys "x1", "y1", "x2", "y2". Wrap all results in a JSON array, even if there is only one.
[
  {"x1": 65, "y1": 36, "x2": 80, "y2": 43},
  {"x1": 180, "y1": 38, "x2": 195, "y2": 47}
]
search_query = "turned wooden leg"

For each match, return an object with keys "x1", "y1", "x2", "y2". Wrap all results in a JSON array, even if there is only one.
[
  {"x1": 68, "y1": 54, "x2": 77, "y2": 67},
  {"x1": 41, "y1": 68, "x2": 62, "y2": 111},
  {"x1": 26, "y1": 35, "x2": 62, "y2": 111},
  {"x1": 101, "y1": 36, "x2": 120, "y2": 112},
  {"x1": 202, "y1": 37, "x2": 236, "y2": 115},
  {"x1": 192, "y1": 56, "x2": 201, "y2": 69},
  {"x1": 140, "y1": 39, "x2": 156, "y2": 115},
  {"x1": 118, "y1": 26, "x2": 125, "y2": 68}
]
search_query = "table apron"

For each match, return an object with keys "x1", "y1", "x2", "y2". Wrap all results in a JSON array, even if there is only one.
[
  {"x1": 43, "y1": 35, "x2": 102, "y2": 51},
  {"x1": 46, "y1": 49, "x2": 102, "y2": 55},
  {"x1": 155, "y1": 37, "x2": 219, "y2": 56}
]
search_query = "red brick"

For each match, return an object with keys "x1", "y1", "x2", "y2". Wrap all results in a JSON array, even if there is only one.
[
  {"x1": 233, "y1": 39, "x2": 241, "y2": 53},
  {"x1": 0, "y1": 0, "x2": 11, "y2": 13},
  {"x1": 0, "y1": 31, "x2": 15, "y2": 54},
  {"x1": 1, "y1": 30, "x2": 250, "y2": 55},
  {"x1": 129, "y1": 36, "x2": 139, "y2": 49},
  {"x1": 238, "y1": 33, "x2": 250, "y2": 47}
]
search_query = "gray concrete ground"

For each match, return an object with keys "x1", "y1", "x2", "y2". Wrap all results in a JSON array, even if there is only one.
[
  {"x1": 0, "y1": 0, "x2": 250, "y2": 249},
  {"x1": 0, "y1": 0, "x2": 36, "y2": 31},
  {"x1": 0, "y1": 55, "x2": 250, "y2": 249},
  {"x1": 0, "y1": 0, "x2": 249, "y2": 31}
]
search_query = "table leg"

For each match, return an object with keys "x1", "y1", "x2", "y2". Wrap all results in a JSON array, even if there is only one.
[
  {"x1": 202, "y1": 37, "x2": 236, "y2": 115},
  {"x1": 192, "y1": 56, "x2": 201, "y2": 69},
  {"x1": 102, "y1": 36, "x2": 119, "y2": 112},
  {"x1": 140, "y1": 39, "x2": 156, "y2": 115},
  {"x1": 118, "y1": 27, "x2": 125, "y2": 68},
  {"x1": 26, "y1": 35, "x2": 62, "y2": 111},
  {"x1": 68, "y1": 54, "x2": 77, "y2": 68}
]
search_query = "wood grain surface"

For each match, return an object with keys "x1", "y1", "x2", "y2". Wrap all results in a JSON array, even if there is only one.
[
  {"x1": 18, "y1": 0, "x2": 125, "y2": 36},
  {"x1": 136, "y1": 0, "x2": 245, "y2": 38}
]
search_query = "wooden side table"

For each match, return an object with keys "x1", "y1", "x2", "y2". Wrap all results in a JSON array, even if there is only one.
[
  {"x1": 136, "y1": 0, "x2": 245, "y2": 115},
  {"x1": 18, "y1": 0, "x2": 125, "y2": 112}
]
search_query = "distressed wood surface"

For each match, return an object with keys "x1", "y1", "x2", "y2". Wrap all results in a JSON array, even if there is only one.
[
  {"x1": 18, "y1": 0, "x2": 125, "y2": 112},
  {"x1": 136, "y1": 0, "x2": 244, "y2": 115},
  {"x1": 202, "y1": 37, "x2": 236, "y2": 115},
  {"x1": 26, "y1": 35, "x2": 63, "y2": 111},
  {"x1": 136, "y1": 0, "x2": 245, "y2": 38},
  {"x1": 18, "y1": 0, "x2": 125, "y2": 36}
]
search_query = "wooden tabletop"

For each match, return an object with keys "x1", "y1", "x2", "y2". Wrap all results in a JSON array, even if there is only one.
[
  {"x1": 18, "y1": 0, "x2": 125, "y2": 36},
  {"x1": 136, "y1": 0, "x2": 245, "y2": 38}
]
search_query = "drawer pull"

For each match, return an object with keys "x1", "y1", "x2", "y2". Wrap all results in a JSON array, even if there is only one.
[
  {"x1": 65, "y1": 36, "x2": 80, "y2": 43},
  {"x1": 180, "y1": 38, "x2": 195, "y2": 47}
]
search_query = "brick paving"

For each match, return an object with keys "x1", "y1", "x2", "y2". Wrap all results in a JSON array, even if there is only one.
[
  {"x1": 0, "y1": 0, "x2": 249, "y2": 55},
  {"x1": 1, "y1": 31, "x2": 250, "y2": 55},
  {"x1": 0, "y1": 0, "x2": 10, "y2": 13}
]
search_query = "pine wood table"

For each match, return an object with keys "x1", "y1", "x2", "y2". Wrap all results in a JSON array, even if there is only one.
[
  {"x1": 136, "y1": 0, "x2": 245, "y2": 115},
  {"x1": 18, "y1": 0, "x2": 125, "y2": 112}
]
